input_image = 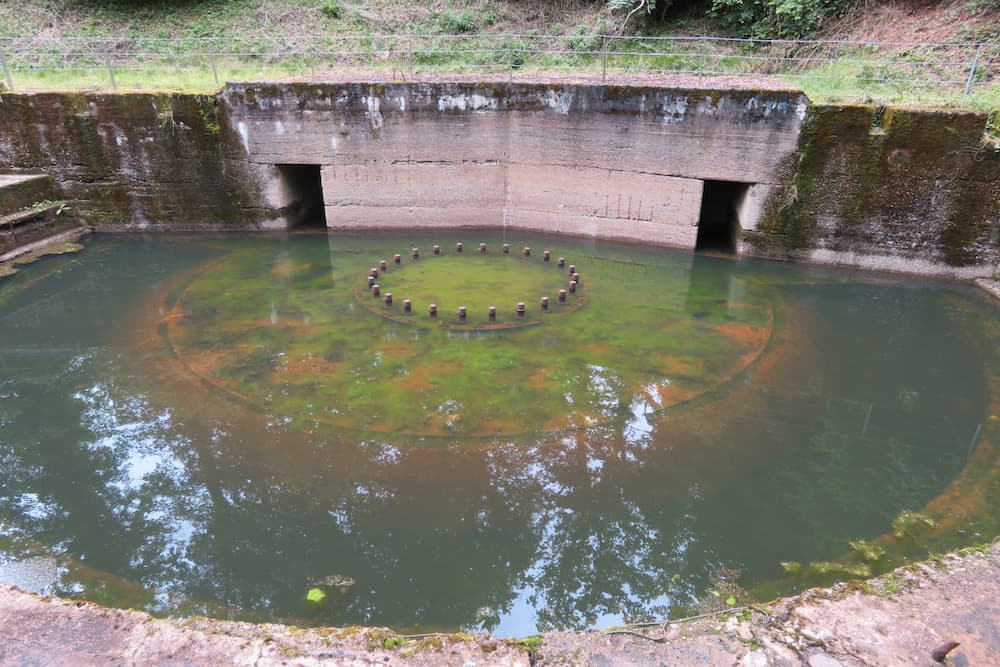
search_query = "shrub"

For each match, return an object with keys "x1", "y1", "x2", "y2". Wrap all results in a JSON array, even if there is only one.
[
  {"x1": 321, "y1": 0, "x2": 344, "y2": 19},
  {"x1": 438, "y1": 10, "x2": 479, "y2": 34}
]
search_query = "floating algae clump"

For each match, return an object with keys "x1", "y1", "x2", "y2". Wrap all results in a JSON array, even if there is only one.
[
  {"x1": 849, "y1": 539, "x2": 886, "y2": 562},
  {"x1": 305, "y1": 588, "x2": 327, "y2": 604},
  {"x1": 891, "y1": 511, "x2": 937, "y2": 539}
]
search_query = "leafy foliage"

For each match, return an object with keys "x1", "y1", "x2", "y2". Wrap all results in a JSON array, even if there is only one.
[
  {"x1": 610, "y1": 0, "x2": 858, "y2": 38},
  {"x1": 438, "y1": 9, "x2": 480, "y2": 34},
  {"x1": 710, "y1": 0, "x2": 848, "y2": 38},
  {"x1": 320, "y1": 0, "x2": 344, "y2": 19}
]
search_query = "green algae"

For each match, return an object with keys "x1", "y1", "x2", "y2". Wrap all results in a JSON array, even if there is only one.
[
  {"x1": 757, "y1": 104, "x2": 1000, "y2": 267},
  {"x1": 891, "y1": 511, "x2": 937, "y2": 540},
  {"x1": 165, "y1": 234, "x2": 773, "y2": 438},
  {"x1": 2, "y1": 232, "x2": 998, "y2": 634},
  {"x1": 364, "y1": 252, "x2": 573, "y2": 326}
]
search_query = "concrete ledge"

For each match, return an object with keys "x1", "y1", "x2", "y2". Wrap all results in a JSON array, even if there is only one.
[
  {"x1": 0, "y1": 225, "x2": 90, "y2": 265},
  {"x1": 975, "y1": 278, "x2": 1000, "y2": 302},
  {"x1": 0, "y1": 173, "x2": 53, "y2": 216},
  {"x1": 791, "y1": 248, "x2": 997, "y2": 280},
  {"x1": 2, "y1": 543, "x2": 997, "y2": 666}
]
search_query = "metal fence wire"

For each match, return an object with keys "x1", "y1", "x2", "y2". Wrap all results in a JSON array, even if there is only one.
[{"x1": 0, "y1": 34, "x2": 997, "y2": 107}]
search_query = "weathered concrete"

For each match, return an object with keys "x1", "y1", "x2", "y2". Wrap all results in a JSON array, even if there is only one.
[
  {"x1": 749, "y1": 105, "x2": 1000, "y2": 278},
  {"x1": 220, "y1": 81, "x2": 807, "y2": 247},
  {"x1": 0, "y1": 228, "x2": 90, "y2": 268},
  {"x1": 0, "y1": 93, "x2": 264, "y2": 230},
  {"x1": 0, "y1": 171, "x2": 89, "y2": 262},
  {"x1": 1, "y1": 79, "x2": 999, "y2": 276},
  {"x1": 0, "y1": 173, "x2": 54, "y2": 214},
  {"x1": 2, "y1": 543, "x2": 997, "y2": 666}
]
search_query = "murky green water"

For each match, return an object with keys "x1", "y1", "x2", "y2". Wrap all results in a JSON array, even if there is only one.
[{"x1": 1, "y1": 232, "x2": 998, "y2": 635}]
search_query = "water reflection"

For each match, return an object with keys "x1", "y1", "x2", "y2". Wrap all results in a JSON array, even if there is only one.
[{"x1": 0, "y1": 234, "x2": 995, "y2": 635}]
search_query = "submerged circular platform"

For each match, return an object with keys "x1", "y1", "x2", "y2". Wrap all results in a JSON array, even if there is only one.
[
  {"x1": 354, "y1": 246, "x2": 587, "y2": 330},
  {"x1": 3, "y1": 232, "x2": 996, "y2": 636},
  {"x1": 164, "y1": 237, "x2": 773, "y2": 437}
]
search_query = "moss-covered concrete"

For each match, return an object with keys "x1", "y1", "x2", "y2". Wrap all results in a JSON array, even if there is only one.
[
  {"x1": 1, "y1": 81, "x2": 998, "y2": 276},
  {"x1": 752, "y1": 104, "x2": 1000, "y2": 275},
  {"x1": 0, "y1": 92, "x2": 269, "y2": 229},
  {"x1": 0, "y1": 173, "x2": 56, "y2": 215}
]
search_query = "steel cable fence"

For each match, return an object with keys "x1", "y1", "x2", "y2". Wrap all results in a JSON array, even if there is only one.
[{"x1": 0, "y1": 34, "x2": 997, "y2": 108}]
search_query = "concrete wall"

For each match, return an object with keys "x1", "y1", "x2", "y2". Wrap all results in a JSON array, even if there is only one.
[
  {"x1": 0, "y1": 92, "x2": 263, "y2": 229},
  {"x1": 0, "y1": 82, "x2": 998, "y2": 276},
  {"x1": 219, "y1": 82, "x2": 808, "y2": 247},
  {"x1": 748, "y1": 105, "x2": 1000, "y2": 277}
]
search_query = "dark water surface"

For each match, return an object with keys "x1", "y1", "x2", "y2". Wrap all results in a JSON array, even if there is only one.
[{"x1": 0, "y1": 232, "x2": 997, "y2": 636}]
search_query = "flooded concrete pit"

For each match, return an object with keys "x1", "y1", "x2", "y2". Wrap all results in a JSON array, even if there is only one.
[{"x1": 1, "y1": 78, "x2": 999, "y2": 664}]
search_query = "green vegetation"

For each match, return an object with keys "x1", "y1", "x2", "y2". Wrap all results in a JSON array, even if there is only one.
[
  {"x1": 617, "y1": 0, "x2": 852, "y2": 39},
  {"x1": 891, "y1": 511, "x2": 938, "y2": 539},
  {"x1": 305, "y1": 587, "x2": 327, "y2": 604},
  {"x1": 510, "y1": 635, "x2": 544, "y2": 650},
  {"x1": 0, "y1": 1, "x2": 996, "y2": 108},
  {"x1": 166, "y1": 234, "x2": 774, "y2": 437},
  {"x1": 848, "y1": 539, "x2": 886, "y2": 563}
]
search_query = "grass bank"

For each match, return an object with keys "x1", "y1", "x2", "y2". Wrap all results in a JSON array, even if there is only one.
[{"x1": 0, "y1": 1, "x2": 998, "y2": 108}]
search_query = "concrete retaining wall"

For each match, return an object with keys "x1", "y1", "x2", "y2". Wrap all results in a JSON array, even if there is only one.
[
  {"x1": 0, "y1": 81, "x2": 998, "y2": 276},
  {"x1": 220, "y1": 82, "x2": 807, "y2": 248},
  {"x1": 748, "y1": 105, "x2": 1000, "y2": 277},
  {"x1": 0, "y1": 93, "x2": 262, "y2": 229}
]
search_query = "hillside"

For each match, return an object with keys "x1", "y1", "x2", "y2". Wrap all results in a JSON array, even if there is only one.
[
  {"x1": 0, "y1": 0, "x2": 998, "y2": 108},
  {"x1": 2, "y1": 0, "x2": 997, "y2": 44}
]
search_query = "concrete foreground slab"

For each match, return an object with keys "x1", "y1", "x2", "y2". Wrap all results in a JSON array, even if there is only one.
[{"x1": 1, "y1": 543, "x2": 997, "y2": 666}]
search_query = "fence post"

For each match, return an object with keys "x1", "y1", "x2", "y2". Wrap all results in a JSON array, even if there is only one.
[
  {"x1": 601, "y1": 35, "x2": 608, "y2": 82},
  {"x1": 104, "y1": 54, "x2": 117, "y2": 91},
  {"x1": 0, "y1": 49, "x2": 13, "y2": 91},
  {"x1": 962, "y1": 43, "x2": 985, "y2": 105},
  {"x1": 210, "y1": 54, "x2": 219, "y2": 86}
]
